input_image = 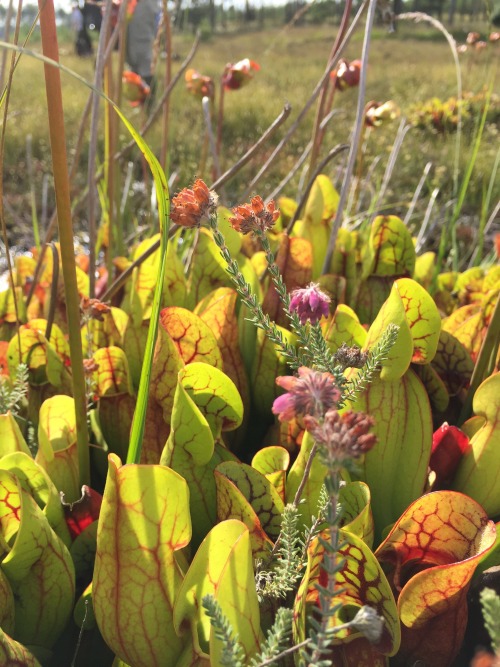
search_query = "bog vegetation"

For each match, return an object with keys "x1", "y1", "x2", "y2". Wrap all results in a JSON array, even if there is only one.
[{"x1": 0, "y1": 1, "x2": 499, "y2": 666}]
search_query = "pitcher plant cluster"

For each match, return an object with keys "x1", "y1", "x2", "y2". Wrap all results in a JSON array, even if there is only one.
[
  {"x1": 1, "y1": 1, "x2": 500, "y2": 666},
  {"x1": 1, "y1": 169, "x2": 499, "y2": 667}
]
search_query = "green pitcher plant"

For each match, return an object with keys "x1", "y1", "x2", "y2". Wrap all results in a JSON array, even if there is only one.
[{"x1": 0, "y1": 171, "x2": 499, "y2": 666}]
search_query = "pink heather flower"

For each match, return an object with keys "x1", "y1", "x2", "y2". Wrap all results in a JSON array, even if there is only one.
[
  {"x1": 304, "y1": 409, "x2": 377, "y2": 464},
  {"x1": 289, "y1": 282, "x2": 331, "y2": 325},
  {"x1": 272, "y1": 366, "x2": 340, "y2": 422}
]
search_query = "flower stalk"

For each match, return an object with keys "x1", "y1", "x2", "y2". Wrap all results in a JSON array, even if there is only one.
[
  {"x1": 38, "y1": 0, "x2": 90, "y2": 487},
  {"x1": 208, "y1": 214, "x2": 305, "y2": 369}
]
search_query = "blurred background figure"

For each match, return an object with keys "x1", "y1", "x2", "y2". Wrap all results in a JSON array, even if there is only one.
[
  {"x1": 82, "y1": 0, "x2": 103, "y2": 33},
  {"x1": 74, "y1": 2, "x2": 92, "y2": 56},
  {"x1": 71, "y1": 3, "x2": 83, "y2": 34},
  {"x1": 126, "y1": 0, "x2": 158, "y2": 88}
]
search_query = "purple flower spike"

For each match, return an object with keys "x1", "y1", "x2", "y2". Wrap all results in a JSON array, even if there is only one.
[
  {"x1": 289, "y1": 282, "x2": 331, "y2": 325},
  {"x1": 272, "y1": 367, "x2": 340, "y2": 423}
]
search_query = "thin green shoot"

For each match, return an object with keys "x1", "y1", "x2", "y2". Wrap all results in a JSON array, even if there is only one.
[
  {"x1": 26, "y1": 134, "x2": 41, "y2": 250},
  {"x1": 0, "y1": 39, "x2": 171, "y2": 466},
  {"x1": 473, "y1": 147, "x2": 500, "y2": 268},
  {"x1": 435, "y1": 88, "x2": 491, "y2": 279}
]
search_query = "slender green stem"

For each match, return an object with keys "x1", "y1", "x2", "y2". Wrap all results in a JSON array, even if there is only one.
[
  {"x1": 256, "y1": 229, "x2": 343, "y2": 377},
  {"x1": 37, "y1": 0, "x2": 90, "y2": 486},
  {"x1": 438, "y1": 90, "x2": 490, "y2": 276},
  {"x1": 44, "y1": 243, "x2": 59, "y2": 342},
  {"x1": 308, "y1": 0, "x2": 352, "y2": 175},
  {"x1": 241, "y1": 0, "x2": 369, "y2": 201},
  {"x1": 322, "y1": 0, "x2": 377, "y2": 275},
  {"x1": 308, "y1": 468, "x2": 342, "y2": 665},
  {"x1": 208, "y1": 216, "x2": 304, "y2": 369},
  {"x1": 26, "y1": 134, "x2": 40, "y2": 250},
  {"x1": 396, "y1": 12, "x2": 462, "y2": 200},
  {"x1": 216, "y1": 78, "x2": 225, "y2": 165},
  {"x1": 255, "y1": 229, "x2": 312, "y2": 358},
  {"x1": 0, "y1": 0, "x2": 23, "y2": 354},
  {"x1": 125, "y1": 163, "x2": 171, "y2": 464},
  {"x1": 87, "y1": 0, "x2": 113, "y2": 297},
  {"x1": 203, "y1": 95, "x2": 223, "y2": 187},
  {"x1": 160, "y1": 0, "x2": 172, "y2": 172},
  {"x1": 292, "y1": 442, "x2": 319, "y2": 508}
]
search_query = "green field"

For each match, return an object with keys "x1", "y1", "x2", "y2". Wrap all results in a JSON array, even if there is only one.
[
  {"x1": 2, "y1": 21, "x2": 499, "y2": 254},
  {"x1": 1, "y1": 13, "x2": 500, "y2": 666}
]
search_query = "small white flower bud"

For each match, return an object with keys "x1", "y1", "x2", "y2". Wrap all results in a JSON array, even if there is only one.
[{"x1": 350, "y1": 605, "x2": 384, "y2": 643}]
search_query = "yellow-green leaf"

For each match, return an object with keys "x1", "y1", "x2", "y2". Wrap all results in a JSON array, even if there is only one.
[
  {"x1": 395, "y1": 277, "x2": 441, "y2": 364},
  {"x1": 251, "y1": 446, "x2": 290, "y2": 501},
  {"x1": 181, "y1": 362, "x2": 243, "y2": 435},
  {"x1": 304, "y1": 175, "x2": 340, "y2": 227},
  {"x1": 0, "y1": 470, "x2": 75, "y2": 649},
  {"x1": 286, "y1": 430, "x2": 326, "y2": 527},
  {"x1": 0, "y1": 626, "x2": 42, "y2": 666},
  {"x1": 0, "y1": 452, "x2": 71, "y2": 548},
  {"x1": 250, "y1": 325, "x2": 297, "y2": 415},
  {"x1": 323, "y1": 304, "x2": 367, "y2": 353},
  {"x1": 452, "y1": 373, "x2": 500, "y2": 515},
  {"x1": 415, "y1": 364, "x2": 450, "y2": 413},
  {"x1": 216, "y1": 461, "x2": 284, "y2": 540},
  {"x1": 363, "y1": 215, "x2": 415, "y2": 278},
  {"x1": 93, "y1": 346, "x2": 133, "y2": 396},
  {"x1": 194, "y1": 287, "x2": 250, "y2": 418},
  {"x1": 0, "y1": 414, "x2": 31, "y2": 457},
  {"x1": 36, "y1": 395, "x2": 79, "y2": 502},
  {"x1": 348, "y1": 369, "x2": 433, "y2": 538},
  {"x1": 7, "y1": 320, "x2": 69, "y2": 387},
  {"x1": 185, "y1": 230, "x2": 233, "y2": 309},
  {"x1": 431, "y1": 330, "x2": 474, "y2": 396},
  {"x1": 339, "y1": 481, "x2": 374, "y2": 548},
  {"x1": 160, "y1": 365, "x2": 240, "y2": 548},
  {"x1": 363, "y1": 282, "x2": 413, "y2": 381},
  {"x1": 214, "y1": 467, "x2": 275, "y2": 561},
  {"x1": 173, "y1": 520, "x2": 260, "y2": 665},
  {"x1": 93, "y1": 454, "x2": 191, "y2": 667}
]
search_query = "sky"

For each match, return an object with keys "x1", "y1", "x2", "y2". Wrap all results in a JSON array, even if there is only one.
[{"x1": 12, "y1": 0, "x2": 267, "y2": 11}]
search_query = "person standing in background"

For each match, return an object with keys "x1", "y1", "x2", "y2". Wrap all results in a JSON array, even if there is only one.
[
  {"x1": 71, "y1": 3, "x2": 84, "y2": 34},
  {"x1": 74, "y1": 2, "x2": 93, "y2": 56},
  {"x1": 126, "y1": 0, "x2": 158, "y2": 88}
]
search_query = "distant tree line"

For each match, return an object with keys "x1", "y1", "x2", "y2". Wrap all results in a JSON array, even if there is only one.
[
  {"x1": 169, "y1": 0, "x2": 495, "y2": 33},
  {"x1": 0, "y1": 0, "x2": 495, "y2": 34}
]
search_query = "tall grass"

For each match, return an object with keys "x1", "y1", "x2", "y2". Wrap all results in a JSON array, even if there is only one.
[{"x1": 2, "y1": 23, "x2": 498, "y2": 251}]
